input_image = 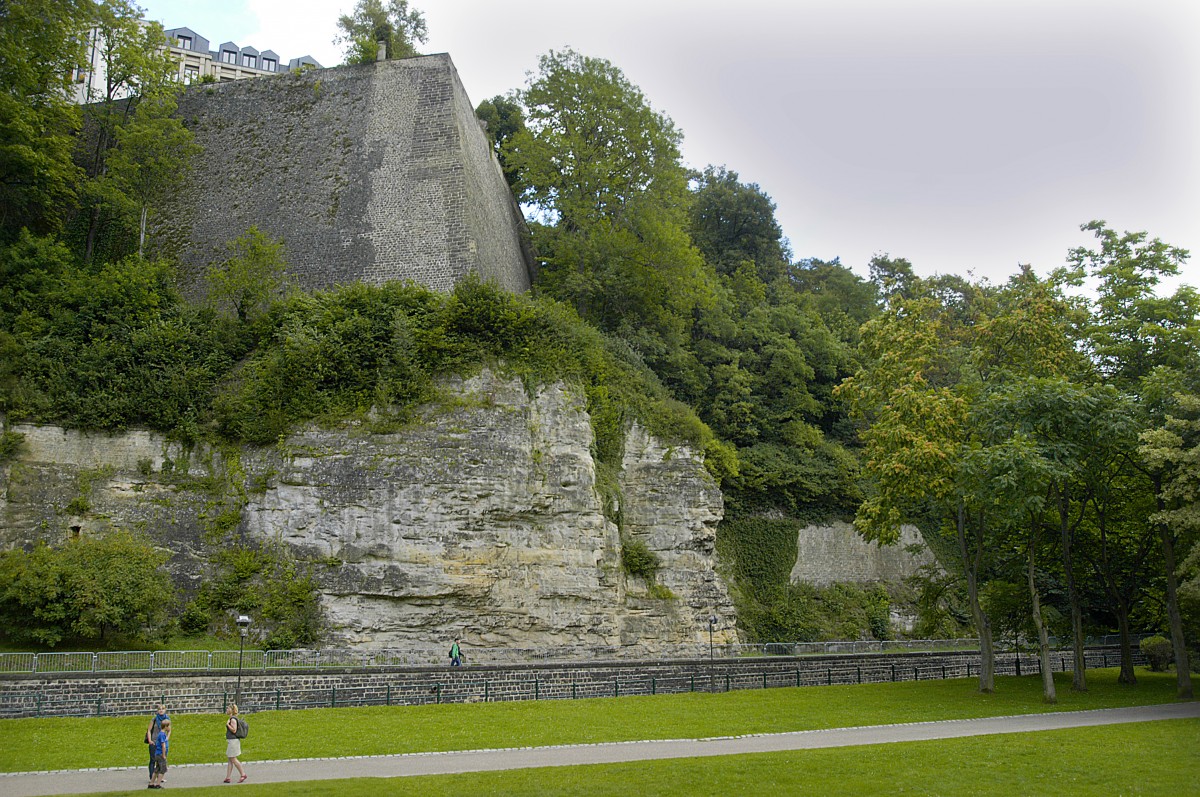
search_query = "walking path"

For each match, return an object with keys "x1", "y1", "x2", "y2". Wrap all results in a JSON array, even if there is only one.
[{"x1": 3, "y1": 703, "x2": 1196, "y2": 796}]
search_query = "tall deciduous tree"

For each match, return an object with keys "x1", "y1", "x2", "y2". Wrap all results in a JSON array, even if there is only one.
[
  {"x1": 506, "y1": 48, "x2": 714, "y2": 349},
  {"x1": 205, "y1": 227, "x2": 288, "y2": 323},
  {"x1": 104, "y1": 92, "x2": 200, "y2": 257},
  {"x1": 475, "y1": 94, "x2": 525, "y2": 191},
  {"x1": 689, "y1": 165, "x2": 790, "y2": 283},
  {"x1": 76, "y1": 0, "x2": 179, "y2": 262},
  {"x1": 1072, "y1": 220, "x2": 1198, "y2": 699},
  {"x1": 0, "y1": 0, "x2": 91, "y2": 238},
  {"x1": 335, "y1": 0, "x2": 426, "y2": 64}
]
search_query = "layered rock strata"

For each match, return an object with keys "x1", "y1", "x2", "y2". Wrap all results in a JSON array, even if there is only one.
[{"x1": 0, "y1": 372, "x2": 736, "y2": 654}]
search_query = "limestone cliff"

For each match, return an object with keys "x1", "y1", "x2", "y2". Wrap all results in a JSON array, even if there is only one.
[{"x1": 0, "y1": 371, "x2": 736, "y2": 654}]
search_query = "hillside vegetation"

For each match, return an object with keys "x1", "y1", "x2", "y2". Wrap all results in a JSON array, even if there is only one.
[{"x1": 2, "y1": 2, "x2": 1198, "y2": 684}]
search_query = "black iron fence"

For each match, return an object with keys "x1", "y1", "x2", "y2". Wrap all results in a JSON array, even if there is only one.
[{"x1": 0, "y1": 646, "x2": 1145, "y2": 719}]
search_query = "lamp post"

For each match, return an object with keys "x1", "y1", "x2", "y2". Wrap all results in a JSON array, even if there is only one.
[
  {"x1": 708, "y1": 614, "x2": 717, "y2": 692},
  {"x1": 235, "y1": 614, "x2": 251, "y2": 704}
]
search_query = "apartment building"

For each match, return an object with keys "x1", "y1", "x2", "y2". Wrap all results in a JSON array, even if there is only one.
[{"x1": 72, "y1": 23, "x2": 322, "y2": 103}]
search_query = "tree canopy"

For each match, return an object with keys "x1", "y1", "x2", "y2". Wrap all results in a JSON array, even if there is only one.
[{"x1": 335, "y1": 0, "x2": 427, "y2": 64}]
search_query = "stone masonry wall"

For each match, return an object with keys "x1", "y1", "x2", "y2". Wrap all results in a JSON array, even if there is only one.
[
  {"x1": 0, "y1": 648, "x2": 1137, "y2": 718},
  {"x1": 161, "y1": 54, "x2": 531, "y2": 296}
]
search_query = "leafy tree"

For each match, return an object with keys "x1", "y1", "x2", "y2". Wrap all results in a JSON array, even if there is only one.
[
  {"x1": 205, "y1": 227, "x2": 289, "y2": 323},
  {"x1": 1072, "y1": 220, "x2": 1198, "y2": 699},
  {"x1": 689, "y1": 165, "x2": 790, "y2": 282},
  {"x1": 74, "y1": 0, "x2": 179, "y2": 262},
  {"x1": 475, "y1": 94, "x2": 525, "y2": 190},
  {"x1": 0, "y1": 531, "x2": 171, "y2": 647},
  {"x1": 506, "y1": 49, "x2": 715, "y2": 348},
  {"x1": 335, "y1": 0, "x2": 427, "y2": 64},
  {"x1": 103, "y1": 92, "x2": 200, "y2": 257},
  {"x1": 1140, "y1": 393, "x2": 1200, "y2": 696},
  {"x1": 0, "y1": 0, "x2": 90, "y2": 238}
]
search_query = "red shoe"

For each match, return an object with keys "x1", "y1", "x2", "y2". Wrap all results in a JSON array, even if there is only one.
[
  {"x1": 238, "y1": 774, "x2": 247, "y2": 783},
  {"x1": 223, "y1": 778, "x2": 231, "y2": 783}
]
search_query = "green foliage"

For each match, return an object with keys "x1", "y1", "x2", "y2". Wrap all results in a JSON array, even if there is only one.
[
  {"x1": 1139, "y1": 635, "x2": 1173, "y2": 672},
  {"x1": 717, "y1": 517, "x2": 800, "y2": 593},
  {"x1": 0, "y1": 0, "x2": 89, "y2": 238},
  {"x1": 336, "y1": 0, "x2": 427, "y2": 64},
  {"x1": 205, "y1": 226, "x2": 289, "y2": 323},
  {"x1": 0, "y1": 531, "x2": 171, "y2": 647},
  {"x1": 190, "y1": 542, "x2": 325, "y2": 650},
  {"x1": 474, "y1": 94, "x2": 525, "y2": 190},
  {"x1": 620, "y1": 537, "x2": 660, "y2": 581},
  {"x1": 689, "y1": 165, "x2": 790, "y2": 282},
  {"x1": 0, "y1": 429, "x2": 24, "y2": 462},
  {"x1": 738, "y1": 582, "x2": 895, "y2": 643},
  {"x1": 508, "y1": 49, "x2": 716, "y2": 350}
]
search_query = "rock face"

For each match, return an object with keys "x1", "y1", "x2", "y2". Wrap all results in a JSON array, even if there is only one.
[
  {"x1": 0, "y1": 372, "x2": 736, "y2": 654},
  {"x1": 788, "y1": 521, "x2": 934, "y2": 587}
]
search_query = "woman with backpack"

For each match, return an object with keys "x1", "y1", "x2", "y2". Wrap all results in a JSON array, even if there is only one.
[{"x1": 223, "y1": 704, "x2": 248, "y2": 783}]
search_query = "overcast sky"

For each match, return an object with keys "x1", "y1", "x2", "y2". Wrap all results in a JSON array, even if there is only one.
[{"x1": 138, "y1": 0, "x2": 1198, "y2": 288}]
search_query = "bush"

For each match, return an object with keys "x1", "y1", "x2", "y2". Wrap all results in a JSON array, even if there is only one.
[
  {"x1": 621, "y1": 537, "x2": 660, "y2": 581},
  {"x1": 1140, "y1": 635, "x2": 1173, "y2": 671},
  {"x1": 0, "y1": 531, "x2": 171, "y2": 647}
]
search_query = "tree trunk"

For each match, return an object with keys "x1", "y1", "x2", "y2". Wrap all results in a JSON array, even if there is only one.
[
  {"x1": 1115, "y1": 601, "x2": 1136, "y2": 685},
  {"x1": 1057, "y1": 484, "x2": 1087, "y2": 691},
  {"x1": 1028, "y1": 523, "x2": 1057, "y2": 704},
  {"x1": 958, "y1": 501, "x2": 994, "y2": 692},
  {"x1": 138, "y1": 204, "x2": 147, "y2": 259},
  {"x1": 1158, "y1": 503, "x2": 1194, "y2": 699}
]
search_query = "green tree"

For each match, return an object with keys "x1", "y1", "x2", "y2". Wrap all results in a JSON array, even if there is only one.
[
  {"x1": 0, "y1": 0, "x2": 91, "y2": 238},
  {"x1": 104, "y1": 92, "x2": 200, "y2": 257},
  {"x1": 75, "y1": 0, "x2": 179, "y2": 262},
  {"x1": 688, "y1": 165, "x2": 790, "y2": 282},
  {"x1": 506, "y1": 49, "x2": 715, "y2": 348},
  {"x1": 0, "y1": 531, "x2": 171, "y2": 647},
  {"x1": 1072, "y1": 220, "x2": 1197, "y2": 699},
  {"x1": 475, "y1": 94, "x2": 525, "y2": 190},
  {"x1": 335, "y1": 0, "x2": 427, "y2": 64},
  {"x1": 205, "y1": 227, "x2": 289, "y2": 323}
]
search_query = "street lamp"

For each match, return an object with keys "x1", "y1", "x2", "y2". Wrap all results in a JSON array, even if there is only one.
[
  {"x1": 235, "y1": 614, "x2": 251, "y2": 704},
  {"x1": 708, "y1": 615, "x2": 717, "y2": 692}
]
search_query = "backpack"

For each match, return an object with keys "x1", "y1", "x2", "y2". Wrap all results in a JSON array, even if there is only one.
[{"x1": 235, "y1": 717, "x2": 249, "y2": 739}]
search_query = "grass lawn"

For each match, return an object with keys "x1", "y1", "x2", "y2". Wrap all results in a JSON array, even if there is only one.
[
  {"x1": 1, "y1": 668, "x2": 1191, "y2": 772},
  {"x1": 79, "y1": 719, "x2": 1200, "y2": 796}
]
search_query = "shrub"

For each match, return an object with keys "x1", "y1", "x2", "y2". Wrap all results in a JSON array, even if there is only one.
[
  {"x1": 621, "y1": 537, "x2": 660, "y2": 581},
  {"x1": 1140, "y1": 635, "x2": 1173, "y2": 671}
]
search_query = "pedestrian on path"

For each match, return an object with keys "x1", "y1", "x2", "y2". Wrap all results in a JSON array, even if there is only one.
[
  {"x1": 223, "y1": 704, "x2": 247, "y2": 784},
  {"x1": 449, "y1": 639, "x2": 463, "y2": 667},
  {"x1": 144, "y1": 703, "x2": 169, "y2": 786},
  {"x1": 149, "y1": 718, "x2": 170, "y2": 789}
]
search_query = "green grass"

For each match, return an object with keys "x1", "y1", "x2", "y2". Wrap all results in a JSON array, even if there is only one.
[
  {"x1": 79, "y1": 719, "x2": 1200, "y2": 796},
  {"x1": 1, "y1": 668, "x2": 1190, "y2": 775}
]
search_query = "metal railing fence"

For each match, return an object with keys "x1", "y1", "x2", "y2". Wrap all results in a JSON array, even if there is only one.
[
  {"x1": 0, "y1": 634, "x2": 1153, "y2": 675},
  {"x1": 0, "y1": 646, "x2": 1147, "y2": 719}
]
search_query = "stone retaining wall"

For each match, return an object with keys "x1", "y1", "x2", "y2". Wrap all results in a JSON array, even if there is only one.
[{"x1": 0, "y1": 648, "x2": 1141, "y2": 718}]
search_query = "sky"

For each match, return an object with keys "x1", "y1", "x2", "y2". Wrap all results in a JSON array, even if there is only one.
[{"x1": 137, "y1": 0, "x2": 1199, "y2": 288}]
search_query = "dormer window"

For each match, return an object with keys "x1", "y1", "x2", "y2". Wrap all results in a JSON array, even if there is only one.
[
  {"x1": 223, "y1": 50, "x2": 236, "y2": 64},
  {"x1": 176, "y1": 35, "x2": 191, "y2": 49},
  {"x1": 262, "y1": 58, "x2": 276, "y2": 72},
  {"x1": 242, "y1": 53, "x2": 255, "y2": 67}
]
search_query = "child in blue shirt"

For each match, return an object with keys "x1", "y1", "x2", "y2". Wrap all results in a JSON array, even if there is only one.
[{"x1": 149, "y1": 719, "x2": 170, "y2": 789}]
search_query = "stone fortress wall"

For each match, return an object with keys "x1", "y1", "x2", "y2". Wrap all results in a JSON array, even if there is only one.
[{"x1": 161, "y1": 54, "x2": 531, "y2": 295}]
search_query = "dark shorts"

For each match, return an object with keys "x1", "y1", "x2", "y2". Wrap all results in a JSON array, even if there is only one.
[{"x1": 154, "y1": 755, "x2": 167, "y2": 774}]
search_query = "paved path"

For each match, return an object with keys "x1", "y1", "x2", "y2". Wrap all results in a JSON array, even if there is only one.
[{"x1": 3, "y1": 703, "x2": 1196, "y2": 796}]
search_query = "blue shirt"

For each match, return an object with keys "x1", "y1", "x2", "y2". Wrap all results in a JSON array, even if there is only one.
[{"x1": 155, "y1": 730, "x2": 169, "y2": 758}]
